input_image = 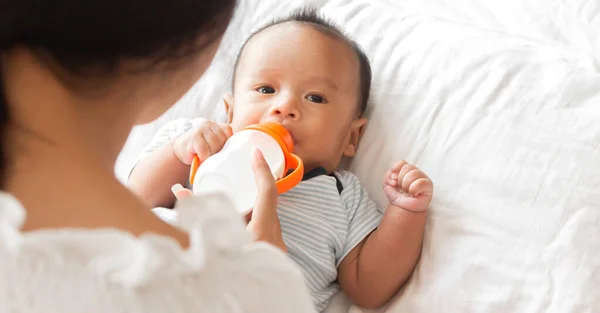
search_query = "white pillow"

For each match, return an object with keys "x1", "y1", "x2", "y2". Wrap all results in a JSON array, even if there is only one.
[
  {"x1": 319, "y1": 0, "x2": 600, "y2": 312},
  {"x1": 117, "y1": 0, "x2": 600, "y2": 312}
]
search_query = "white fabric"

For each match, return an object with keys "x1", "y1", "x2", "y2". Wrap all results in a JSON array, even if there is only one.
[
  {"x1": 0, "y1": 192, "x2": 315, "y2": 313},
  {"x1": 116, "y1": 0, "x2": 600, "y2": 312}
]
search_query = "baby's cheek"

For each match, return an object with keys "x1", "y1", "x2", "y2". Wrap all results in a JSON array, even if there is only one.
[
  {"x1": 231, "y1": 116, "x2": 258, "y2": 132},
  {"x1": 303, "y1": 139, "x2": 334, "y2": 160}
]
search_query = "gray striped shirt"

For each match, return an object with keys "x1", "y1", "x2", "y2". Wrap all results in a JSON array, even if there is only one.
[{"x1": 279, "y1": 170, "x2": 383, "y2": 311}]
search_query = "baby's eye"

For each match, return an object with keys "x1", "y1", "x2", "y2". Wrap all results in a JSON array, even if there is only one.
[
  {"x1": 306, "y1": 94, "x2": 327, "y2": 104},
  {"x1": 256, "y1": 86, "x2": 275, "y2": 94}
]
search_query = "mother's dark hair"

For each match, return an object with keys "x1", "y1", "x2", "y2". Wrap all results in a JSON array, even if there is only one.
[{"x1": 0, "y1": 0, "x2": 236, "y2": 187}]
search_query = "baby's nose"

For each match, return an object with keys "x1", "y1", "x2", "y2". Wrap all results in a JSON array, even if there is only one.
[
  {"x1": 270, "y1": 99, "x2": 300, "y2": 120},
  {"x1": 273, "y1": 108, "x2": 297, "y2": 119}
]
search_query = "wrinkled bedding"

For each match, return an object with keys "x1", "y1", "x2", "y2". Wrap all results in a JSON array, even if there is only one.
[{"x1": 116, "y1": 0, "x2": 600, "y2": 312}]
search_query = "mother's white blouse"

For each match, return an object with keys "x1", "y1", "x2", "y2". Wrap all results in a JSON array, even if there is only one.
[{"x1": 0, "y1": 192, "x2": 315, "y2": 313}]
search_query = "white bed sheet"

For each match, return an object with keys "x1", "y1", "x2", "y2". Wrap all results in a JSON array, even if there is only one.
[{"x1": 116, "y1": 0, "x2": 600, "y2": 312}]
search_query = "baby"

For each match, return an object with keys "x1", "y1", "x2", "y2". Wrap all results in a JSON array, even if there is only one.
[{"x1": 129, "y1": 8, "x2": 433, "y2": 311}]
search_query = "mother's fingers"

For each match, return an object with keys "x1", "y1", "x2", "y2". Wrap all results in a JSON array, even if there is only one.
[
  {"x1": 172, "y1": 183, "x2": 193, "y2": 200},
  {"x1": 250, "y1": 149, "x2": 279, "y2": 220}
]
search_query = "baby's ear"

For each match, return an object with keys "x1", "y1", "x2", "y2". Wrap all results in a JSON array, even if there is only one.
[
  {"x1": 223, "y1": 94, "x2": 234, "y2": 124},
  {"x1": 343, "y1": 118, "x2": 367, "y2": 157}
]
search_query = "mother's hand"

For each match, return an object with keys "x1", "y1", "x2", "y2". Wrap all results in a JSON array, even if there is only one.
[
  {"x1": 247, "y1": 149, "x2": 287, "y2": 252},
  {"x1": 172, "y1": 150, "x2": 287, "y2": 252}
]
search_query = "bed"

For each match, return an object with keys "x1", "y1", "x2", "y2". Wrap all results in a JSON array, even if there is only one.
[{"x1": 116, "y1": 0, "x2": 600, "y2": 312}]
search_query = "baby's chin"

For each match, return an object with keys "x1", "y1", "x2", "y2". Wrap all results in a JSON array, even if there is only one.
[
  {"x1": 290, "y1": 144, "x2": 337, "y2": 172},
  {"x1": 293, "y1": 152, "x2": 327, "y2": 171},
  {"x1": 292, "y1": 149, "x2": 313, "y2": 166}
]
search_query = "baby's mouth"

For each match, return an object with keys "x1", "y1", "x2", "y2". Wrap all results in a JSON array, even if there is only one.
[
  {"x1": 279, "y1": 124, "x2": 297, "y2": 145},
  {"x1": 290, "y1": 133, "x2": 298, "y2": 146}
]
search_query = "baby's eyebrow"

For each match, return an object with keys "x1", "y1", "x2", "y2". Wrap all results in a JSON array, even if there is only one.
[
  {"x1": 304, "y1": 76, "x2": 338, "y2": 91},
  {"x1": 247, "y1": 69, "x2": 339, "y2": 91}
]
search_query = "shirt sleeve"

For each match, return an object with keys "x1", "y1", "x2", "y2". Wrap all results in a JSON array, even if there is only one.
[
  {"x1": 336, "y1": 172, "x2": 384, "y2": 266},
  {"x1": 126, "y1": 117, "x2": 206, "y2": 183}
]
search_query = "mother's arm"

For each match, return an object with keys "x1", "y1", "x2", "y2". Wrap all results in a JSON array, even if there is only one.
[{"x1": 173, "y1": 156, "x2": 313, "y2": 312}]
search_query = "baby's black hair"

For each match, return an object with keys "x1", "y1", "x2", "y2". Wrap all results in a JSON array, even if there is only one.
[{"x1": 232, "y1": 7, "x2": 371, "y2": 116}]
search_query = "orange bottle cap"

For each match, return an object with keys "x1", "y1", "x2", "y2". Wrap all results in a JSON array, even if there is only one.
[{"x1": 242, "y1": 122, "x2": 294, "y2": 155}]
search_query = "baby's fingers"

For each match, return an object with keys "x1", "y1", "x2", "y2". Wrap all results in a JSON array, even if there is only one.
[
  {"x1": 390, "y1": 160, "x2": 409, "y2": 173},
  {"x1": 384, "y1": 170, "x2": 398, "y2": 187},
  {"x1": 204, "y1": 123, "x2": 228, "y2": 152},
  {"x1": 218, "y1": 123, "x2": 233, "y2": 138},
  {"x1": 400, "y1": 169, "x2": 426, "y2": 193},
  {"x1": 397, "y1": 163, "x2": 416, "y2": 184},
  {"x1": 408, "y1": 177, "x2": 433, "y2": 197},
  {"x1": 208, "y1": 122, "x2": 232, "y2": 142},
  {"x1": 190, "y1": 132, "x2": 212, "y2": 162},
  {"x1": 386, "y1": 160, "x2": 411, "y2": 187}
]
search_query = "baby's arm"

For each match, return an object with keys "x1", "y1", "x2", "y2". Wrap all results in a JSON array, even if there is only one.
[
  {"x1": 129, "y1": 140, "x2": 190, "y2": 208},
  {"x1": 338, "y1": 161, "x2": 432, "y2": 309},
  {"x1": 129, "y1": 119, "x2": 231, "y2": 208}
]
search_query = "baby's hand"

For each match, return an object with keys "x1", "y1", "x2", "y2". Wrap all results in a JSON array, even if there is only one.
[
  {"x1": 173, "y1": 120, "x2": 232, "y2": 165},
  {"x1": 383, "y1": 161, "x2": 433, "y2": 213}
]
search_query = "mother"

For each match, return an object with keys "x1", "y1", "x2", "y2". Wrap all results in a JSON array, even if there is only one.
[{"x1": 0, "y1": 0, "x2": 313, "y2": 311}]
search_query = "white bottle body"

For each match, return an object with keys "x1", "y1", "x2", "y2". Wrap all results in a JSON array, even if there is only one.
[{"x1": 192, "y1": 129, "x2": 286, "y2": 215}]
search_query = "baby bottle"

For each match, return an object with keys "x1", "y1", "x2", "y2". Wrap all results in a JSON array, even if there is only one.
[{"x1": 189, "y1": 122, "x2": 304, "y2": 215}]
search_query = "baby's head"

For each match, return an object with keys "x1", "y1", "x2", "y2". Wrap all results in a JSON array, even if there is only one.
[{"x1": 224, "y1": 8, "x2": 371, "y2": 172}]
